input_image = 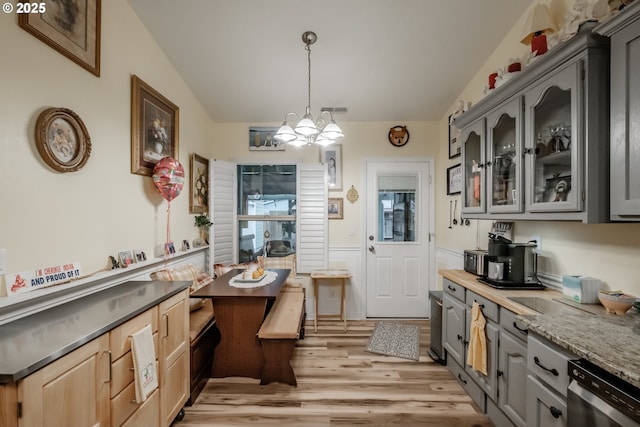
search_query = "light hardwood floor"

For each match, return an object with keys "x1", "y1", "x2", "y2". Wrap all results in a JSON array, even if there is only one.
[{"x1": 175, "y1": 319, "x2": 492, "y2": 427}]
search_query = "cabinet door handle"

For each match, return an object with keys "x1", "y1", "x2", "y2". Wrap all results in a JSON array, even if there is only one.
[
  {"x1": 549, "y1": 406, "x2": 562, "y2": 419},
  {"x1": 457, "y1": 334, "x2": 463, "y2": 341},
  {"x1": 104, "y1": 350, "x2": 112, "y2": 383},
  {"x1": 534, "y1": 356, "x2": 559, "y2": 376},
  {"x1": 447, "y1": 285, "x2": 456, "y2": 292},
  {"x1": 458, "y1": 373, "x2": 467, "y2": 385},
  {"x1": 513, "y1": 321, "x2": 528, "y2": 334},
  {"x1": 162, "y1": 313, "x2": 169, "y2": 338},
  {"x1": 497, "y1": 370, "x2": 504, "y2": 377},
  {"x1": 473, "y1": 300, "x2": 485, "y2": 309}
]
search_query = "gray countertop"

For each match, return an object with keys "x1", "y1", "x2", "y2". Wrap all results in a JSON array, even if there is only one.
[
  {"x1": 0, "y1": 280, "x2": 190, "y2": 384},
  {"x1": 440, "y1": 270, "x2": 640, "y2": 390}
]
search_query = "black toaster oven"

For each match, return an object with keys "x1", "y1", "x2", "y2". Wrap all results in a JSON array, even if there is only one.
[{"x1": 464, "y1": 249, "x2": 488, "y2": 276}]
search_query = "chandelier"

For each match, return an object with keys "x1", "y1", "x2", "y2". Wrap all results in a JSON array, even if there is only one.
[{"x1": 274, "y1": 31, "x2": 344, "y2": 147}]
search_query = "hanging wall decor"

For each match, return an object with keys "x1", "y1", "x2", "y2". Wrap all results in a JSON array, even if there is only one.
[
  {"x1": 19, "y1": 0, "x2": 101, "y2": 76},
  {"x1": 35, "y1": 107, "x2": 92, "y2": 172},
  {"x1": 388, "y1": 125, "x2": 409, "y2": 147},
  {"x1": 190, "y1": 153, "x2": 209, "y2": 214}
]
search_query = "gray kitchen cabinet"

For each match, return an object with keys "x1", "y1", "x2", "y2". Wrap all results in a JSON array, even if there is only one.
[
  {"x1": 456, "y1": 23, "x2": 610, "y2": 222},
  {"x1": 465, "y1": 291, "x2": 499, "y2": 402},
  {"x1": 443, "y1": 293, "x2": 466, "y2": 366},
  {"x1": 596, "y1": 3, "x2": 640, "y2": 221},
  {"x1": 498, "y1": 329, "x2": 528, "y2": 427},
  {"x1": 527, "y1": 375, "x2": 567, "y2": 427}
]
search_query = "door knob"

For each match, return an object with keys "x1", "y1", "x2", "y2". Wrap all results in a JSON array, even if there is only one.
[{"x1": 368, "y1": 246, "x2": 375, "y2": 253}]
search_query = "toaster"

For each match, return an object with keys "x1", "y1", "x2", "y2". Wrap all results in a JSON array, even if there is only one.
[{"x1": 464, "y1": 250, "x2": 488, "y2": 276}]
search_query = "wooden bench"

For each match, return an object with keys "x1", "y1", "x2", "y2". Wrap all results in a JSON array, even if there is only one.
[{"x1": 257, "y1": 290, "x2": 305, "y2": 386}]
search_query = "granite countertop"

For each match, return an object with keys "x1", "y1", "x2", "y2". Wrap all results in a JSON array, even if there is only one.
[
  {"x1": 0, "y1": 280, "x2": 190, "y2": 384},
  {"x1": 440, "y1": 269, "x2": 640, "y2": 389}
]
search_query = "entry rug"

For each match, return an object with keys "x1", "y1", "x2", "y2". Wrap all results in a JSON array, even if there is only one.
[{"x1": 365, "y1": 321, "x2": 421, "y2": 361}]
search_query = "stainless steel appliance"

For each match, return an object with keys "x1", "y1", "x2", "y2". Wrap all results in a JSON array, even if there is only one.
[
  {"x1": 568, "y1": 358, "x2": 640, "y2": 426},
  {"x1": 464, "y1": 249, "x2": 487, "y2": 276},
  {"x1": 428, "y1": 290, "x2": 445, "y2": 365},
  {"x1": 479, "y1": 240, "x2": 544, "y2": 290}
]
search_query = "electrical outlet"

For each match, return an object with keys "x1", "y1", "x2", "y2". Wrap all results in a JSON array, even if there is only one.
[{"x1": 531, "y1": 236, "x2": 541, "y2": 251}]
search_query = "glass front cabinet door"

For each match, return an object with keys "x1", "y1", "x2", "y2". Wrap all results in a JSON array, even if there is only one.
[
  {"x1": 524, "y1": 64, "x2": 580, "y2": 213},
  {"x1": 486, "y1": 97, "x2": 523, "y2": 213},
  {"x1": 461, "y1": 119, "x2": 486, "y2": 214}
]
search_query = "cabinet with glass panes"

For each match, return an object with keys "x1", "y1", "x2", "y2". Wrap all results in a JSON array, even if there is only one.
[{"x1": 456, "y1": 22, "x2": 609, "y2": 223}]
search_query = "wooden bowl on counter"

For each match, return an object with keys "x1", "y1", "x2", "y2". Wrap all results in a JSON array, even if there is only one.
[{"x1": 598, "y1": 291, "x2": 636, "y2": 315}]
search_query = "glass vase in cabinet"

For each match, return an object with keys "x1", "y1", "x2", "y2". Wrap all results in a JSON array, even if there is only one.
[{"x1": 524, "y1": 64, "x2": 580, "y2": 213}]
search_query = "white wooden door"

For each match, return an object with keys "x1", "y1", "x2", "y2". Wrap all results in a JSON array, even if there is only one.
[{"x1": 365, "y1": 160, "x2": 433, "y2": 317}]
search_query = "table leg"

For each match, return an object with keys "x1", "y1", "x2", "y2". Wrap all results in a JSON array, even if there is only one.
[
  {"x1": 313, "y1": 278, "x2": 319, "y2": 333},
  {"x1": 341, "y1": 279, "x2": 347, "y2": 332}
]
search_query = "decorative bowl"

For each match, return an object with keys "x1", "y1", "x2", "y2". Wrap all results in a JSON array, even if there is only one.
[{"x1": 598, "y1": 291, "x2": 636, "y2": 315}]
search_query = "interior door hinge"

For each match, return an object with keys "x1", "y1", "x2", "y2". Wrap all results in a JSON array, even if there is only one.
[
  {"x1": 428, "y1": 175, "x2": 432, "y2": 185},
  {"x1": 17, "y1": 401, "x2": 22, "y2": 418}
]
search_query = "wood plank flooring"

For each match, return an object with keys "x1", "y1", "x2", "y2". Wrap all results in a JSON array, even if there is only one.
[{"x1": 175, "y1": 319, "x2": 492, "y2": 426}]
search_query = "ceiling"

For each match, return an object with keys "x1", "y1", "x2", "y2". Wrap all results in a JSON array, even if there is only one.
[{"x1": 128, "y1": 0, "x2": 533, "y2": 124}]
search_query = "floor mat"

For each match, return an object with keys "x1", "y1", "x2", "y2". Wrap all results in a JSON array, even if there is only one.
[{"x1": 365, "y1": 321, "x2": 421, "y2": 361}]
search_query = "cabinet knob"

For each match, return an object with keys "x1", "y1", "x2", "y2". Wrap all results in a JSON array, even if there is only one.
[
  {"x1": 457, "y1": 334, "x2": 463, "y2": 341},
  {"x1": 549, "y1": 406, "x2": 562, "y2": 419},
  {"x1": 497, "y1": 369, "x2": 504, "y2": 377}
]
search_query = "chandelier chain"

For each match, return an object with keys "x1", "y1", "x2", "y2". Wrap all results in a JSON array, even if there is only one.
[{"x1": 306, "y1": 42, "x2": 312, "y2": 114}]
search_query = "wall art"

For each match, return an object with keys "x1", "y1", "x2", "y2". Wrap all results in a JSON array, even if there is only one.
[
  {"x1": 328, "y1": 197, "x2": 344, "y2": 220},
  {"x1": 320, "y1": 144, "x2": 342, "y2": 191},
  {"x1": 190, "y1": 153, "x2": 208, "y2": 214},
  {"x1": 249, "y1": 127, "x2": 285, "y2": 151},
  {"x1": 35, "y1": 107, "x2": 92, "y2": 172},
  {"x1": 131, "y1": 75, "x2": 179, "y2": 176},
  {"x1": 19, "y1": 0, "x2": 101, "y2": 76},
  {"x1": 449, "y1": 114, "x2": 461, "y2": 159},
  {"x1": 447, "y1": 163, "x2": 462, "y2": 195}
]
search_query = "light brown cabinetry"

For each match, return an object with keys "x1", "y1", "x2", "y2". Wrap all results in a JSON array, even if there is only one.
[
  {"x1": 18, "y1": 334, "x2": 110, "y2": 427},
  {"x1": 1, "y1": 288, "x2": 189, "y2": 427}
]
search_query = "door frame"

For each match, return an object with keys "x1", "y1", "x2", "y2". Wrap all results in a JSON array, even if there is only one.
[{"x1": 361, "y1": 157, "x2": 436, "y2": 318}]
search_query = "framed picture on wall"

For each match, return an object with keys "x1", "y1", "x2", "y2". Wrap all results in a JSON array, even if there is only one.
[
  {"x1": 449, "y1": 114, "x2": 461, "y2": 159},
  {"x1": 190, "y1": 153, "x2": 208, "y2": 214},
  {"x1": 447, "y1": 163, "x2": 462, "y2": 195},
  {"x1": 19, "y1": 0, "x2": 101, "y2": 76},
  {"x1": 130, "y1": 75, "x2": 180, "y2": 176},
  {"x1": 320, "y1": 144, "x2": 342, "y2": 191},
  {"x1": 249, "y1": 127, "x2": 285, "y2": 151},
  {"x1": 328, "y1": 197, "x2": 344, "y2": 220}
]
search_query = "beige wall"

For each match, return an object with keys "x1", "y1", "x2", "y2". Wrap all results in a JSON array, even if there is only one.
[
  {"x1": 437, "y1": 0, "x2": 640, "y2": 295},
  {"x1": 0, "y1": 0, "x2": 215, "y2": 279}
]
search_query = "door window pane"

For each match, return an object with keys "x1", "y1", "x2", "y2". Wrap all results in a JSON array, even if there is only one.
[{"x1": 377, "y1": 175, "x2": 416, "y2": 242}]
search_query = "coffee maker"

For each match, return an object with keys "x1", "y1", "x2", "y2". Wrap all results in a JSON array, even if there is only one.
[{"x1": 481, "y1": 234, "x2": 543, "y2": 290}]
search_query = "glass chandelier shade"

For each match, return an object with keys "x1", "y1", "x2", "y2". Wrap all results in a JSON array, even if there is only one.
[{"x1": 275, "y1": 31, "x2": 344, "y2": 146}]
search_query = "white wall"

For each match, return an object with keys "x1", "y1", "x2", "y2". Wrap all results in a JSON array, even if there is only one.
[
  {"x1": 436, "y1": 0, "x2": 640, "y2": 295},
  {"x1": 0, "y1": 0, "x2": 215, "y2": 287}
]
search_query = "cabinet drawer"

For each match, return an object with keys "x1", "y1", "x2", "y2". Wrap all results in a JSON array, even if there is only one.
[
  {"x1": 121, "y1": 389, "x2": 159, "y2": 427},
  {"x1": 499, "y1": 308, "x2": 528, "y2": 342},
  {"x1": 110, "y1": 334, "x2": 159, "y2": 398},
  {"x1": 526, "y1": 375, "x2": 567, "y2": 427},
  {"x1": 448, "y1": 357, "x2": 486, "y2": 412},
  {"x1": 110, "y1": 307, "x2": 158, "y2": 360},
  {"x1": 466, "y1": 290, "x2": 499, "y2": 322},
  {"x1": 444, "y1": 278, "x2": 465, "y2": 302},
  {"x1": 111, "y1": 378, "x2": 159, "y2": 427},
  {"x1": 528, "y1": 334, "x2": 573, "y2": 397}
]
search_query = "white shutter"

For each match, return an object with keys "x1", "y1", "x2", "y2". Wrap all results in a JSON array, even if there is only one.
[
  {"x1": 210, "y1": 159, "x2": 237, "y2": 268},
  {"x1": 296, "y1": 163, "x2": 328, "y2": 273}
]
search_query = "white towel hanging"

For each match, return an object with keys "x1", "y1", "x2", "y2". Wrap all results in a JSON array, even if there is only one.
[{"x1": 130, "y1": 324, "x2": 158, "y2": 403}]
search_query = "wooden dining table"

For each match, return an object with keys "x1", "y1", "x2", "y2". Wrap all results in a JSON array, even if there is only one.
[{"x1": 190, "y1": 268, "x2": 290, "y2": 379}]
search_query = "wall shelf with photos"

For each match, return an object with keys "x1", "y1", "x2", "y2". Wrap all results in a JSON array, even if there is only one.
[{"x1": 454, "y1": 22, "x2": 610, "y2": 223}]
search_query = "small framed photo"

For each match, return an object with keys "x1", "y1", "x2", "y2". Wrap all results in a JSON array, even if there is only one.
[
  {"x1": 182, "y1": 239, "x2": 190, "y2": 251},
  {"x1": 134, "y1": 248, "x2": 147, "y2": 262},
  {"x1": 249, "y1": 127, "x2": 284, "y2": 151},
  {"x1": 328, "y1": 197, "x2": 344, "y2": 220},
  {"x1": 164, "y1": 241, "x2": 176, "y2": 255},
  {"x1": 118, "y1": 250, "x2": 134, "y2": 267},
  {"x1": 131, "y1": 75, "x2": 180, "y2": 176},
  {"x1": 449, "y1": 115, "x2": 461, "y2": 159},
  {"x1": 447, "y1": 163, "x2": 462, "y2": 195},
  {"x1": 320, "y1": 144, "x2": 342, "y2": 191},
  {"x1": 190, "y1": 153, "x2": 208, "y2": 214},
  {"x1": 19, "y1": 0, "x2": 101, "y2": 76}
]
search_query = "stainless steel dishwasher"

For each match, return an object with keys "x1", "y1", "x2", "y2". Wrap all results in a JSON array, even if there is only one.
[
  {"x1": 568, "y1": 358, "x2": 640, "y2": 426},
  {"x1": 428, "y1": 290, "x2": 445, "y2": 365}
]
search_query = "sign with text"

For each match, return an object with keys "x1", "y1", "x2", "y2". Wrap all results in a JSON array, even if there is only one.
[{"x1": 4, "y1": 262, "x2": 83, "y2": 296}]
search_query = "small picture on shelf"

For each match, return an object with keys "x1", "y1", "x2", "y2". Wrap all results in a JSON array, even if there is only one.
[{"x1": 545, "y1": 174, "x2": 571, "y2": 203}]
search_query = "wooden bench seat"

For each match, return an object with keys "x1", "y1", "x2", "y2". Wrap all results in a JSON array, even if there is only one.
[{"x1": 257, "y1": 290, "x2": 305, "y2": 386}]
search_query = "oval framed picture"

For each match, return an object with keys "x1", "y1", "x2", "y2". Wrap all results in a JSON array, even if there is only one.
[{"x1": 35, "y1": 107, "x2": 92, "y2": 172}]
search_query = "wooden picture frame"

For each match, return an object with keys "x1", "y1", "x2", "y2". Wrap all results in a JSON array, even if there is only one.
[
  {"x1": 131, "y1": 75, "x2": 179, "y2": 176},
  {"x1": 449, "y1": 114, "x2": 461, "y2": 159},
  {"x1": 19, "y1": 0, "x2": 101, "y2": 76},
  {"x1": 447, "y1": 163, "x2": 462, "y2": 195},
  {"x1": 328, "y1": 197, "x2": 344, "y2": 220},
  {"x1": 190, "y1": 153, "x2": 209, "y2": 214},
  {"x1": 35, "y1": 107, "x2": 92, "y2": 172},
  {"x1": 320, "y1": 144, "x2": 342, "y2": 191},
  {"x1": 249, "y1": 127, "x2": 285, "y2": 151}
]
